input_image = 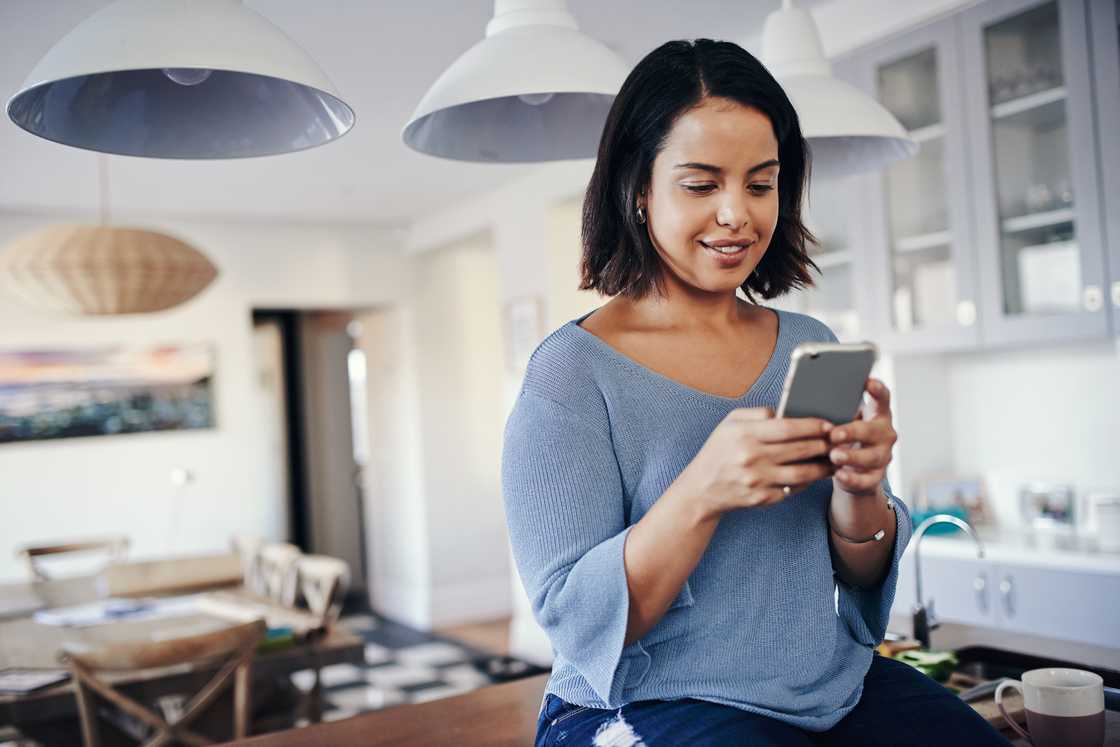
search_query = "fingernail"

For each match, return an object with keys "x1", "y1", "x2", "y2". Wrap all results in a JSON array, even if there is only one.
[
  {"x1": 822, "y1": 422, "x2": 832, "y2": 433},
  {"x1": 834, "y1": 430, "x2": 846, "y2": 440},
  {"x1": 831, "y1": 450, "x2": 845, "y2": 463}
]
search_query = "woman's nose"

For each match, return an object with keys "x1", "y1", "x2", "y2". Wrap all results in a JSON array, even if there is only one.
[{"x1": 716, "y1": 201, "x2": 749, "y2": 230}]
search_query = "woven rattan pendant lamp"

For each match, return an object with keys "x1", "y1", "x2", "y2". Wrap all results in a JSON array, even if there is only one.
[{"x1": 0, "y1": 160, "x2": 218, "y2": 315}]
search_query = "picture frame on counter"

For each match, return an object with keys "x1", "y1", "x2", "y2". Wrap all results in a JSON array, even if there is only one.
[{"x1": 916, "y1": 474, "x2": 992, "y2": 525}]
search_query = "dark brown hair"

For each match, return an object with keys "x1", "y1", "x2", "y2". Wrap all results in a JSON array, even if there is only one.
[{"x1": 580, "y1": 39, "x2": 819, "y2": 301}]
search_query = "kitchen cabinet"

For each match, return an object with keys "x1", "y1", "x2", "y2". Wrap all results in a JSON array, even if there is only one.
[
  {"x1": 851, "y1": 18, "x2": 983, "y2": 353},
  {"x1": 992, "y1": 562, "x2": 1120, "y2": 648},
  {"x1": 893, "y1": 550, "x2": 997, "y2": 628},
  {"x1": 777, "y1": 60, "x2": 873, "y2": 343},
  {"x1": 961, "y1": 0, "x2": 1110, "y2": 345},
  {"x1": 1087, "y1": 0, "x2": 1120, "y2": 333},
  {"x1": 842, "y1": 0, "x2": 1112, "y2": 352},
  {"x1": 890, "y1": 542, "x2": 1120, "y2": 649}
]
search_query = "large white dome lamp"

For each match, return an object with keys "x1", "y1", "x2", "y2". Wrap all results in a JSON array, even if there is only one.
[
  {"x1": 6, "y1": 0, "x2": 354, "y2": 159},
  {"x1": 402, "y1": 0, "x2": 630, "y2": 162},
  {"x1": 761, "y1": 0, "x2": 917, "y2": 178}
]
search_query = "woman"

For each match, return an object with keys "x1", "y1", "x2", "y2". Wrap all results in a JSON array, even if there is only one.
[{"x1": 502, "y1": 39, "x2": 1010, "y2": 746}]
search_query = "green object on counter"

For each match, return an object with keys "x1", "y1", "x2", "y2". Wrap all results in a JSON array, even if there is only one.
[
  {"x1": 893, "y1": 650, "x2": 959, "y2": 682},
  {"x1": 910, "y1": 506, "x2": 970, "y2": 535},
  {"x1": 256, "y1": 626, "x2": 295, "y2": 653}
]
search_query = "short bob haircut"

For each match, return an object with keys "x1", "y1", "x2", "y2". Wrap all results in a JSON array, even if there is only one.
[{"x1": 580, "y1": 39, "x2": 819, "y2": 302}]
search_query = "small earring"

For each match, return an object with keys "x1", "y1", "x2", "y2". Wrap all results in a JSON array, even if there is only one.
[{"x1": 636, "y1": 206, "x2": 646, "y2": 224}]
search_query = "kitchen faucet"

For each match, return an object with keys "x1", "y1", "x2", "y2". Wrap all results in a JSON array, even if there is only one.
[{"x1": 911, "y1": 514, "x2": 985, "y2": 650}]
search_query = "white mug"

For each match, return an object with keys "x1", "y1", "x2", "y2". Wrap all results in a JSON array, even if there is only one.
[{"x1": 995, "y1": 668, "x2": 1105, "y2": 747}]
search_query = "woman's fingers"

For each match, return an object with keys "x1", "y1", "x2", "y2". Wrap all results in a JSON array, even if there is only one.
[
  {"x1": 829, "y1": 418, "x2": 895, "y2": 447},
  {"x1": 834, "y1": 466, "x2": 882, "y2": 493},
  {"x1": 759, "y1": 437, "x2": 833, "y2": 465},
  {"x1": 769, "y1": 460, "x2": 835, "y2": 489},
  {"x1": 830, "y1": 443, "x2": 892, "y2": 469}
]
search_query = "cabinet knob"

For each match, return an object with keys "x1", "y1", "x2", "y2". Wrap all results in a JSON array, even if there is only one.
[
  {"x1": 974, "y1": 573, "x2": 988, "y2": 614},
  {"x1": 999, "y1": 576, "x2": 1015, "y2": 617},
  {"x1": 956, "y1": 300, "x2": 977, "y2": 327},
  {"x1": 1084, "y1": 286, "x2": 1103, "y2": 312},
  {"x1": 1111, "y1": 281, "x2": 1120, "y2": 309}
]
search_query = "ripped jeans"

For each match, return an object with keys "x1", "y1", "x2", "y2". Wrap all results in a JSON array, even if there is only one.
[{"x1": 534, "y1": 653, "x2": 1013, "y2": 746}]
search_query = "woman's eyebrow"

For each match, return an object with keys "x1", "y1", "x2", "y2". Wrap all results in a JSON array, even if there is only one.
[{"x1": 673, "y1": 158, "x2": 780, "y2": 175}]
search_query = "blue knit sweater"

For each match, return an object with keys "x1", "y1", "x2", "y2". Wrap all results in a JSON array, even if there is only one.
[{"x1": 501, "y1": 306, "x2": 913, "y2": 731}]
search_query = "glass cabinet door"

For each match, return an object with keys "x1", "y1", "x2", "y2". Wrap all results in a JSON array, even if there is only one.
[
  {"x1": 1087, "y1": 0, "x2": 1120, "y2": 334},
  {"x1": 802, "y1": 175, "x2": 863, "y2": 341},
  {"x1": 878, "y1": 48, "x2": 958, "y2": 333},
  {"x1": 856, "y1": 19, "x2": 981, "y2": 352},
  {"x1": 963, "y1": 0, "x2": 1108, "y2": 345}
]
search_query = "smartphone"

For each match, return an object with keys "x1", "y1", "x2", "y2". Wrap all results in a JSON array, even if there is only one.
[{"x1": 775, "y1": 341, "x2": 878, "y2": 425}]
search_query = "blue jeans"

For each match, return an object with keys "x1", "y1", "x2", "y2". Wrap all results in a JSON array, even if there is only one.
[{"x1": 535, "y1": 653, "x2": 1013, "y2": 746}]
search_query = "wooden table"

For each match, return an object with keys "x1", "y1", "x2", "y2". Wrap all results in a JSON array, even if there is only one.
[
  {"x1": 0, "y1": 576, "x2": 365, "y2": 729},
  {"x1": 220, "y1": 674, "x2": 550, "y2": 747}
]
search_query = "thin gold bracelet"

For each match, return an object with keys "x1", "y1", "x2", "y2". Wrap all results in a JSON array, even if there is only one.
[{"x1": 829, "y1": 497, "x2": 896, "y2": 544}]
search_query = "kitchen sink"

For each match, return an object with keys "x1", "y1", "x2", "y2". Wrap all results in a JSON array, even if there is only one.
[{"x1": 954, "y1": 645, "x2": 1120, "y2": 708}]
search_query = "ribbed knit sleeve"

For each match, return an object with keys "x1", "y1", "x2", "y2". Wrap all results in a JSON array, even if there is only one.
[
  {"x1": 835, "y1": 477, "x2": 913, "y2": 647},
  {"x1": 501, "y1": 391, "x2": 635, "y2": 706}
]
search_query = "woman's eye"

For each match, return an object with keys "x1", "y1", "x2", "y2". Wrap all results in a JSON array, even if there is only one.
[
  {"x1": 683, "y1": 184, "x2": 716, "y2": 194},
  {"x1": 749, "y1": 184, "x2": 775, "y2": 195}
]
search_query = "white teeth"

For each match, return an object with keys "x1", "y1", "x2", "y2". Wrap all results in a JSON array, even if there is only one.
[{"x1": 704, "y1": 242, "x2": 749, "y2": 254}]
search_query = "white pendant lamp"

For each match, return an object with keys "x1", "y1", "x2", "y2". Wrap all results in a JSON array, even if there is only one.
[
  {"x1": 402, "y1": 0, "x2": 630, "y2": 163},
  {"x1": 6, "y1": 0, "x2": 354, "y2": 159},
  {"x1": 761, "y1": 0, "x2": 917, "y2": 178}
]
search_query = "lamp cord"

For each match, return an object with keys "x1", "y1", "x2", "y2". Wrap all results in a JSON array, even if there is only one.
[{"x1": 97, "y1": 154, "x2": 110, "y2": 225}]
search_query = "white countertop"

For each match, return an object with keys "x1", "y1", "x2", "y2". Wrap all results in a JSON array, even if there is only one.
[{"x1": 902, "y1": 525, "x2": 1120, "y2": 575}]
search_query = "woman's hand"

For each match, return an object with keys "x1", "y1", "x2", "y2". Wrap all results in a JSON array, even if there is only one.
[
  {"x1": 674, "y1": 407, "x2": 837, "y2": 520},
  {"x1": 828, "y1": 378, "x2": 897, "y2": 496}
]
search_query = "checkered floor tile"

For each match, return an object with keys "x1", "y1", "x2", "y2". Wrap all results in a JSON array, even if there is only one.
[{"x1": 300, "y1": 612, "x2": 549, "y2": 723}]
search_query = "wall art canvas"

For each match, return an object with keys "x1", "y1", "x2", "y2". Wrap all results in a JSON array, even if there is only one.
[{"x1": 0, "y1": 344, "x2": 215, "y2": 444}]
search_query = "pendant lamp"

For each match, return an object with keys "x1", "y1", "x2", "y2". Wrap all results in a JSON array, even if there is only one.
[
  {"x1": 0, "y1": 159, "x2": 218, "y2": 315},
  {"x1": 761, "y1": 0, "x2": 917, "y2": 178},
  {"x1": 6, "y1": 0, "x2": 354, "y2": 159},
  {"x1": 402, "y1": 0, "x2": 629, "y2": 163}
]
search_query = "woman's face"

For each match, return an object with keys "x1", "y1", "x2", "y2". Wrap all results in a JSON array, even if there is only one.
[{"x1": 643, "y1": 96, "x2": 780, "y2": 296}]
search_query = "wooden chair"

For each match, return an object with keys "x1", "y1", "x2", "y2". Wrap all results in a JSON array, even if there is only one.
[
  {"x1": 230, "y1": 535, "x2": 266, "y2": 596},
  {"x1": 18, "y1": 535, "x2": 130, "y2": 581},
  {"x1": 62, "y1": 619, "x2": 267, "y2": 747},
  {"x1": 256, "y1": 543, "x2": 301, "y2": 607},
  {"x1": 295, "y1": 555, "x2": 350, "y2": 628}
]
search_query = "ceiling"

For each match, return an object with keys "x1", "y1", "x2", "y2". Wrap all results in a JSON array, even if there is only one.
[{"x1": 0, "y1": 1, "x2": 814, "y2": 227}]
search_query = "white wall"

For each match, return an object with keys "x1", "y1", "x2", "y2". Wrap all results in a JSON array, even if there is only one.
[
  {"x1": 0, "y1": 211, "x2": 405, "y2": 582},
  {"x1": 944, "y1": 340, "x2": 1120, "y2": 528}
]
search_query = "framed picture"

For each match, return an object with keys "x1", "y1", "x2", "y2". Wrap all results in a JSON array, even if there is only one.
[
  {"x1": 504, "y1": 296, "x2": 544, "y2": 372},
  {"x1": 916, "y1": 475, "x2": 991, "y2": 524},
  {"x1": 0, "y1": 344, "x2": 216, "y2": 445}
]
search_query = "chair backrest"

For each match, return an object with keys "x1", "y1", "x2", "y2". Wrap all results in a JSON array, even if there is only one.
[
  {"x1": 256, "y1": 543, "x2": 301, "y2": 607},
  {"x1": 18, "y1": 535, "x2": 130, "y2": 582},
  {"x1": 63, "y1": 619, "x2": 267, "y2": 747},
  {"x1": 296, "y1": 555, "x2": 350, "y2": 628},
  {"x1": 230, "y1": 535, "x2": 266, "y2": 596},
  {"x1": 103, "y1": 552, "x2": 242, "y2": 598}
]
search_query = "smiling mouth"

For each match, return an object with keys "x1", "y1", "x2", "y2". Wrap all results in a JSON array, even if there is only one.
[{"x1": 699, "y1": 240, "x2": 754, "y2": 255}]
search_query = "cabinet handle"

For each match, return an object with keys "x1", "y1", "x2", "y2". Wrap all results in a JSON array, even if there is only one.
[
  {"x1": 1084, "y1": 286, "x2": 1103, "y2": 312},
  {"x1": 999, "y1": 576, "x2": 1014, "y2": 618},
  {"x1": 973, "y1": 574, "x2": 988, "y2": 614},
  {"x1": 956, "y1": 300, "x2": 976, "y2": 327},
  {"x1": 1111, "y1": 281, "x2": 1120, "y2": 309}
]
